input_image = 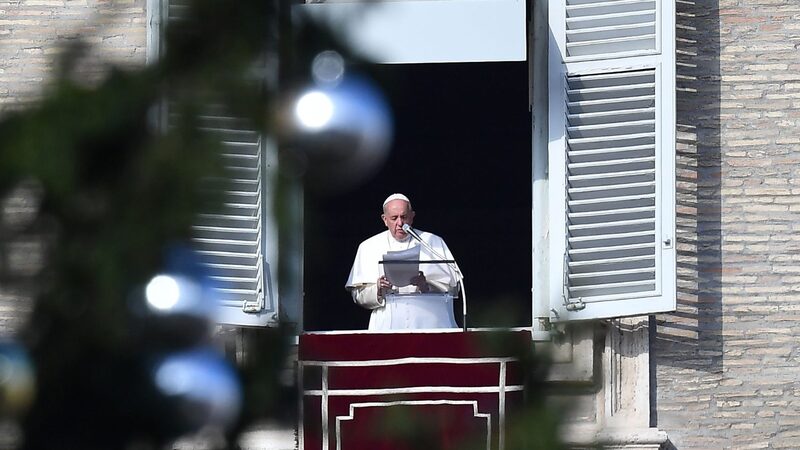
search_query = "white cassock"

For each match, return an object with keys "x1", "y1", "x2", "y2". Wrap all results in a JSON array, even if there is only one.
[{"x1": 345, "y1": 229, "x2": 460, "y2": 330}]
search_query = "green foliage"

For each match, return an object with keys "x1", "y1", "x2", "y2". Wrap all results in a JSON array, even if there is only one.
[{"x1": 0, "y1": 1, "x2": 318, "y2": 448}]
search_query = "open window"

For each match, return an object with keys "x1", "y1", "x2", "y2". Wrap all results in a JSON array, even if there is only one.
[
  {"x1": 296, "y1": 0, "x2": 532, "y2": 331},
  {"x1": 148, "y1": 0, "x2": 676, "y2": 333}
]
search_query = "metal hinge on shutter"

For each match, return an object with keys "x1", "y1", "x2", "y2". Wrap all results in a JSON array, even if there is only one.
[
  {"x1": 242, "y1": 292, "x2": 263, "y2": 312},
  {"x1": 242, "y1": 257, "x2": 264, "y2": 313}
]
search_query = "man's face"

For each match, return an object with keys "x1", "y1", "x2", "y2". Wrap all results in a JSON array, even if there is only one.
[{"x1": 382, "y1": 199, "x2": 415, "y2": 241}]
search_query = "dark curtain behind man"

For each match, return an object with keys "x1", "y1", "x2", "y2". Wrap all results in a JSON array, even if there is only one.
[{"x1": 304, "y1": 61, "x2": 531, "y2": 331}]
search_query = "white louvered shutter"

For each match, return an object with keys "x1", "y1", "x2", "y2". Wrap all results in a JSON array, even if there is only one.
[
  {"x1": 162, "y1": 0, "x2": 278, "y2": 327},
  {"x1": 547, "y1": 0, "x2": 676, "y2": 321},
  {"x1": 190, "y1": 113, "x2": 278, "y2": 327}
]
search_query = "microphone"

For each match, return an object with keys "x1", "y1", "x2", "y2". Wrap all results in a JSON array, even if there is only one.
[
  {"x1": 402, "y1": 223, "x2": 457, "y2": 273},
  {"x1": 402, "y1": 223, "x2": 422, "y2": 242}
]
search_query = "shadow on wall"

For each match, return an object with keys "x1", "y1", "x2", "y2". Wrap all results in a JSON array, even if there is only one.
[{"x1": 653, "y1": 0, "x2": 722, "y2": 374}]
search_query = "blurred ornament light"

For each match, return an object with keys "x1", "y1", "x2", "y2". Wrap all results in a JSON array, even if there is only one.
[
  {"x1": 311, "y1": 50, "x2": 345, "y2": 86},
  {"x1": 151, "y1": 349, "x2": 242, "y2": 431},
  {"x1": 294, "y1": 91, "x2": 334, "y2": 130},
  {"x1": 285, "y1": 50, "x2": 393, "y2": 193},
  {"x1": 131, "y1": 247, "x2": 219, "y2": 348},
  {"x1": 0, "y1": 341, "x2": 35, "y2": 418},
  {"x1": 146, "y1": 274, "x2": 201, "y2": 313},
  {"x1": 142, "y1": 244, "x2": 217, "y2": 323}
]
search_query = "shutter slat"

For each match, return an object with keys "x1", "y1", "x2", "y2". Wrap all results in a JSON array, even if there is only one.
[
  {"x1": 567, "y1": 12, "x2": 653, "y2": 25},
  {"x1": 567, "y1": 107, "x2": 654, "y2": 122},
  {"x1": 568, "y1": 180, "x2": 655, "y2": 194},
  {"x1": 569, "y1": 266, "x2": 654, "y2": 279},
  {"x1": 568, "y1": 144, "x2": 655, "y2": 158},
  {"x1": 569, "y1": 205, "x2": 655, "y2": 220},
  {"x1": 568, "y1": 217, "x2": 654, "y2": 231},
  {"x1": 568, "y1": 241, "x2": 654, "y2": 255},
  {"x1": 219, "y1": 140, "x2": 260, "y2": 148},
  {"x1": 567, "y1": 81, "x2": 655, "y2": 96},
  {"x1": 220, "y1": 190, "x2": 260, "y2": 198},
  {"x1": 568, "y1": 279, "x2": 655, "y2": 295},
  {"x1": 567, "y1": 168, "x2": 655, "y2": 182},
  {"x1": 567, "y1": 119, "x2": 655, "y2": 135},
  {"x1": 566, "y1": 0, "x2": 655, "y2": 12},
  {"x1": 567, "y1": 132, "x2": 655, "y2": 149},
  {"x1": 198, "y1": 213, "x2": 259, "y2": 222},
  {"x1": 214, "y1": 206, "x2": 258, "y2": 214},
  {"x1": 569, "y1": 229, "x2": 654, "y2": 243},
  {"x1": 566, "y1": 36, "x2": 656, "y2": 58},
  {"x1": 566, "y1": 21, "x2": 655, "y2": 40},
  {"x1": 568, "y1": 254, "x2": 653, "y2": 268},
  {"x1": 569, "y1": 156, "x2": 654, "y2": 169},
  {"x1": 216, "y1": 288, "x2": 262, "y2": 296},
  {"x1": 196, "y1": 250, "x2": 259, "y2": 258},
  {"x1": 205, "y1": 263, "x2": 260, "y2": 271},
  {"x1": 211, "y1": 275, "x2": 260, "y2": 283},
  {"x1": 223, "y1": 154, "x2": 260, "y2": 161},
  {"x1": 568, "y1": 96, "x2": 655, "y2": 113},
  {"x1": 568, "y1": 193, "x2": 656, "y2": 208},
  {"x1": 567, "y1": 193, "x2": 655, "y2": 210},
  {"x1": 194, "y1": 238, "x2": 259, "y2": 246},
  {"x1": 193, "y1": 225, "x2": 259, "y2": 233},
  {"x1": 225, "y1": 178, "x2": 259, "y2": 183}
]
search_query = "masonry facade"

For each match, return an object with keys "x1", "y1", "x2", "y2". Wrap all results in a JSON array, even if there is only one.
[
  {"x1": 655, "y1": 0, "x2": 800, "y2": 447},
  {"x1": 2, "y1": 0, "x2": 800, "y2": 449},
  {"x1": 0, "y1": 0, "x2": 146, "y2": 111}
]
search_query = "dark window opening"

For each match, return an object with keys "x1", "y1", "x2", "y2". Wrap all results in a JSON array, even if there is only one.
[{"x1": 304, "y1": 61, "x2": 532, "y2": 331}]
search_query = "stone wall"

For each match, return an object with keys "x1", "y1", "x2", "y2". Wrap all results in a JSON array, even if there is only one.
[
  {"x1": 0, "y1": 0, "x2": 147, "y2": 114},
  {"x1": 655, "y1": 0, "x2": 800, "y2": 448}
]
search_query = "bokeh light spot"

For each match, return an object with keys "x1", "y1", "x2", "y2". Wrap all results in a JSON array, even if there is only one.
[
  {"x1": 295, "y1": 91, "x2": 334, "y2": 129},
  {"x1": 152, "y1": 350, "x2": 242, "y2": 429},
  {"x1": 311, "y1": 50, "x2": 345, "y2": 86},
  {"x1": 146, "y1": 275, "x2": 180, "y2": 311}
]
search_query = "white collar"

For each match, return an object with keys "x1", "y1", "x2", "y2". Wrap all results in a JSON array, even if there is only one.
[{"x1": 386, "y1": 230, "x2": 414, "y2": 249}]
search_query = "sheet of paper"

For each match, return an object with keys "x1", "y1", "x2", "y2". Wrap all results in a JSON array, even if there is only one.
[{"x1": 382, "y1": 246, "x2": 420, "y2": 287}]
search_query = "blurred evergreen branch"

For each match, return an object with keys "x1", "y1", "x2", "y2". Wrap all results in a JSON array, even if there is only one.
[{"x1": 0, "y1": 0, "x2": 354, "y2": 448}]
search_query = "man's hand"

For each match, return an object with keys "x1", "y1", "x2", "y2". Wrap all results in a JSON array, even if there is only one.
[
  {"x1": 410, "y1": 271, "x2": 430, "y2": 293},
  {"x1": 378, "y1": 275, "x2": 392, "y2": 299}
]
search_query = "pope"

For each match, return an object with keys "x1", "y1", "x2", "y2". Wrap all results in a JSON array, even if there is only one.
[{"x1": 345, "y1": 193, "x2": 460, "y2": 330}]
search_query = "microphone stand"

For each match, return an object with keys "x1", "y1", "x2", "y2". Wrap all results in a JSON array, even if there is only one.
[{"x1": 403, "y1": 225, "x2": 467, "y2": 332}]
